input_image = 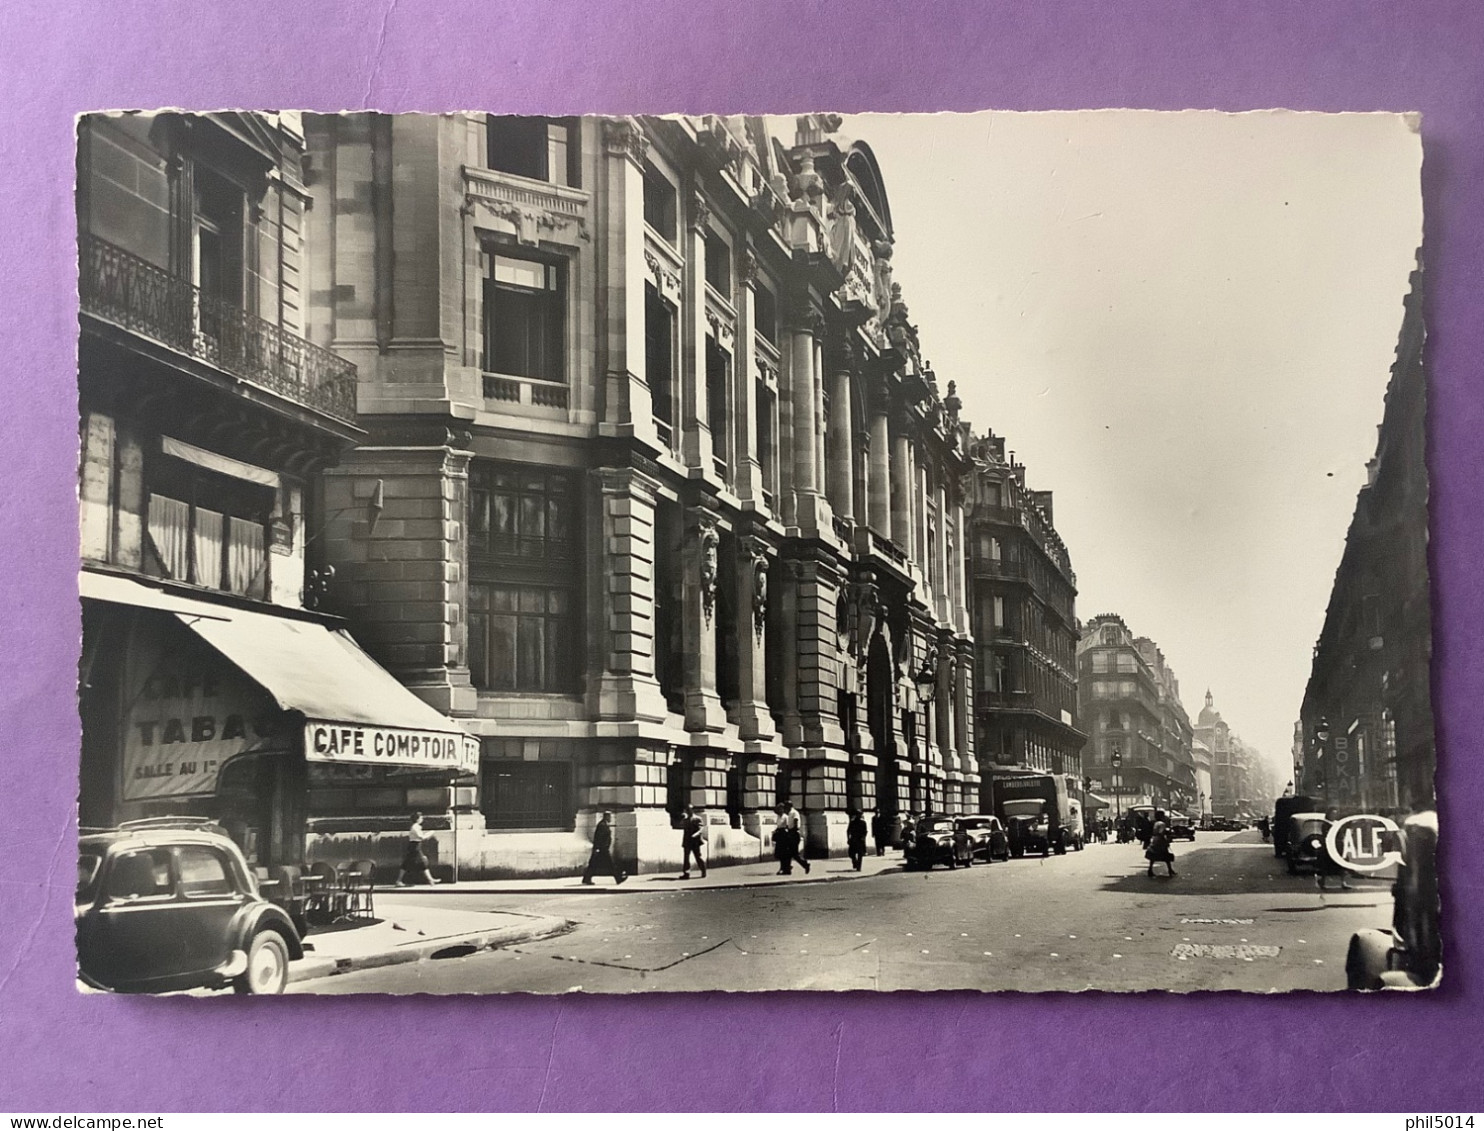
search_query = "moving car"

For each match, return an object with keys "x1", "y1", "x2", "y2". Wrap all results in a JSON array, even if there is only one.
[
  {"x1": 904, "y1": 816, "x2": 962, "y2": 870},
  {"x1": 1284, "y1": 812, "x2": 1329, "y2": 874},
  {"x1": 1168, "y1": 814, "x2": 1197, "y2": 841},
  {"x1": 957, "y1": 815, "x2": 1011, "y2": 863},
  {"x1": 1272, "y1": 795, "x2": 1321, "y2": 856},
  {"x1": 76, "y1": 818, "x2": 303, "y2": 995},
  {"x1": 1346, "y1": 811, "x2": 1440, "y2": 990}
]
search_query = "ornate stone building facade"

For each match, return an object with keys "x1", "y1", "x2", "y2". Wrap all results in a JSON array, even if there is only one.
[
  {"x1": 964, "y1": 433, "x2": 1084, "y2": 806},
  {"x1": 301, "y1": 114, "x2": 975, "y2": 875},
  {"x1": 77, "y1": 113, "x2": 473, "y2": 870},
  {"x1": 1299, "y1": 261, "x2": 1432, "y2": 816},
  {"x1": 1077, "y1": 614, "x2": 1195, "y2": 813}
]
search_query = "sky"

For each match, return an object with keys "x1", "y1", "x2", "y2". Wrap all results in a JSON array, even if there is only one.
[{"x1": 843, "y1": 110, "x2": 1423, "y2": 781}]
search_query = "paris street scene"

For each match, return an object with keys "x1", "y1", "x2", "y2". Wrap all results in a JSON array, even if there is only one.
[{"x1": 73, "y1": 110, "x2": 1436, "y2": 995}]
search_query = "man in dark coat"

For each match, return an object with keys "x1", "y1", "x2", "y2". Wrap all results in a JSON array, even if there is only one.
[
  {"x1": 680, "y1": 807, "x2": 708, "y2": 879},
  {"x1": 847, "y1": 809, "x2": 869, "y2": 870},
  {"x1": 582, "y1": 811, "x2": 628, "y2": 885},
  {"x1": 870, "y1": 807, "x2": 889, "y2": 856}
]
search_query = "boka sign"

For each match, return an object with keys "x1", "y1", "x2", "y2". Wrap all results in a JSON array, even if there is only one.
[{"x1": 1325, "y1": 813, "x2": 1402, "y2": 873}]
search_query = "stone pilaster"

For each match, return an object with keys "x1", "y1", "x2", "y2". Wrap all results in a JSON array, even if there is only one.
[
  {"x1": 739, "y1": 755, "x2": 779, "y2": 842},
  {"x1": 681, "y1": 189, "x2": 715, "y2": 472},
  {"x1": 599, "y1": 118, "x2": 661, "y2": 447},
  {"x1": 868, "y1": 406, "x2": 892, "y2": 538},
  {"x1": 734, "y1": 246, "x2": 763, "y2": 506},
  {"x1": 733, "y1": 534, "x2": 776, "y2": 742},
  {"x1": 788, "y1": 311, "x2": 830, "y2": 535},
  {"x1": 889, "y1": 418, "x2": 913, "y2": 553},
  {"x1": 593, "y1": 466, "x2": 670, "y2": 723}
]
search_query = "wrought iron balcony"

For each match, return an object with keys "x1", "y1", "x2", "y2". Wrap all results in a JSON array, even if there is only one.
[{"x1": 79, "y1": 234, "x2": 358, "y2": 425}]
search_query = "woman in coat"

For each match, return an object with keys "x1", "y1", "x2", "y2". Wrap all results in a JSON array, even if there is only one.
[{"x1": 1145, "y1": 820, "x2": 1177, "y2": 878}]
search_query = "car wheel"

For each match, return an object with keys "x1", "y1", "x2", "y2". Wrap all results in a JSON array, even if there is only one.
[
  {"x1": 1346, "y1": 931, "x2": 1392, "y2": 991},
  {"x1": 234, "y1": 930, "x2": 290, "y2": 995}
]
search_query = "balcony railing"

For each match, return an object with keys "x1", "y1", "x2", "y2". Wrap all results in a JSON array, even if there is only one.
[{"x1": 80, "y1": 234, "x2": 358, "y2": 425}]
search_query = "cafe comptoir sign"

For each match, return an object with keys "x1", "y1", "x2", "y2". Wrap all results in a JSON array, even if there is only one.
[{"x1": 122, "y1": 625, "x2": 478, "y2": 799}]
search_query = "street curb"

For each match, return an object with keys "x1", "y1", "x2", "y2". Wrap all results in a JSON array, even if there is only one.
[
  {"x1": 382, "y1": 863, "x2": 911, "y2": 897},
  {"x1": 287, "y1": 914, "x2": 572, "y2": 984}
]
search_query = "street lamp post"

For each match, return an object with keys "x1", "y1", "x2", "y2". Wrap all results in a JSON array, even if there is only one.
[{"x1": 1111, "y1": 745, "x2": 1123, "y2": 828}]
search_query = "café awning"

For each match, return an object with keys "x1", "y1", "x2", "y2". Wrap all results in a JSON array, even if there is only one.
[
  {"x1": 81, "y1": 570, "x2": 477, "y2": 774},
  {"x1": 1085, "y1": 793, "x2": 1112, "y2": 811}
]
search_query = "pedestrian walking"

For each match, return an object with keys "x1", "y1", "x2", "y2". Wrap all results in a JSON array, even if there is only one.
[
  {"x1": 952, "y1": 819, "x2": 973, "y2": 868},
  {"x1": 771, "y1": 811, "x2": 792, "y2": 875},
  {"x1": 397, "y1": 811, "x2": 439, "y2": 886},
  {"x1": 870, "y1": 806, "x2": 889, "y2": 856},
  {"x1": 777, "y1": 801, "x2": 811, "y2": 874},
  {"x1": 900, "y1": 812, "x2": 917, "y2": 856},
  {"x1": 680, "y1": 807, "x2": 708, "y2": 879},
  {"x1": 847, "y1": 809, "x2": 869, "y2": 871},
  {"x1": 1315, "y1": 815, "x2": 1352, "y2": 891},
  {"x1": 582, "y1": 811, "x2": 628, "y2": 885},
  {"x1": 1145, "y1": 820, "x2": 1176, "y2": 878}
]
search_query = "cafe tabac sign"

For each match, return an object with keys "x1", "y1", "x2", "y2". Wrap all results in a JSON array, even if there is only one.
[{"x1": 122, "y1": 626, "x2": 284, "y2": 801}]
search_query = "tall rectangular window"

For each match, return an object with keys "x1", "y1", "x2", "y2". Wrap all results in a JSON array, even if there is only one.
[
  {"x1": 705, "y1": 229, "x2": 731, "y2": 295},
  {"x1": 756, "y1": 381, "x2": 776, "y2": 503},
  {"x1": 468, "y1": 465, "x2": 580, "y2": 693},
  {"x1": 485, "y1": 116, "x2": 578, "y2": 187},
  {"x1": 706, "y1": 338, "x2": 730, "y2": 472},
  {"x1": 754, "y1": 283, "x2": 778, "y2": 344},
  {"x1": 483, "y1": 252, "x2": 565, "y2": 382},
  {"x1": 646, "y1": 284, "x2": 676, "y2": 445},
  {"x1": 643, "y1": 163, "x2": 677, "y2": 243}
]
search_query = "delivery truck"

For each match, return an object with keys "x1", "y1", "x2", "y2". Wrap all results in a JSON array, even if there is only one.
[{"x1": 994, "y1": 773, "x2": 1084, "y2": 857}]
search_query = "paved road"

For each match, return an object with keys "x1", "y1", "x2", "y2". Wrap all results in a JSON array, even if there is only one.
[{"x1": 291, "y1": 829, "x2": 1391, "y2": 994}]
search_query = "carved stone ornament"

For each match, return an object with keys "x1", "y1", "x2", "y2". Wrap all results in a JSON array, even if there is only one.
[
  {"x1": 691, "y1": 190, "x2": 713, "y2": 233},
  {"x1": 739, "y1": 244, "x2": 759, "y2": 288},
  {"x1": 827, "y1": 182, "x2": 857, "y2": 272},
  {"x1": 944, "y1": 380, "x2": 963, "y2": 426},
  {"x1": 696, "y1": 517, "x2": 721, "y2": 626},
  {"x1": 791, "y1": 151, "x2": 826, "y2": 208},
  {"x1": 601, "y1": 117, "x2": 650, "y2": 166},
  {"x1": 744, "y1": 535, "x2": 770, "y2": 641}
]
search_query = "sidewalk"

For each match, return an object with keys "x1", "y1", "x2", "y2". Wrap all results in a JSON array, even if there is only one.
[
  {"x1": 390, "y1": 850, "x2": 917, "y2": 896},
  {"x1": 287, "y1": 901, "x2": 570, "y2": 985}
]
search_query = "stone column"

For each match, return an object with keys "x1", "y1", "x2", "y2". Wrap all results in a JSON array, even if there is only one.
[
  {"x1": 681, "y1": 189, "x2": 715, "y2": 473},
  {"x1": 868, "y1": 401, "x2": 892, "y2": 539},
  {"x1": 890, "y1": 418, "x2": 913, "y2": 553},
  {"x1": 740, "y1": 756, "x2": 780, "y2": 845},
  {"x1": 734, "y1": 246, "x2": 763, "y2": 506},
  {"x1": 789, "y1": 310, "x2": 830, "y2": 535},
  {"x1": 599, "y1": 119, "x2": 661, "y2": 448},
  {"x1": 592, "y1": 466, "x2": 670, "y2": 723},
  {"x1": 827, "y1": 352, "x2": 856, "y2": 523}
]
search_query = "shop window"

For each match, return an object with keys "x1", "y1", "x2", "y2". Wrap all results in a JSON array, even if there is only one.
[
  {"x1": 485, "y1": 116, "x2": 578, "y2": 187},
  {"x1": 468, "y1": 465, "x2": 581, "y2": 694},
  {"x1": 705, "y1": 229, "x2": 731, "y2": 295},
  {"x1": 482, "y1": 252, "x2": 565, "y2": 383},
  {"x1": 643, "y1": 162, "x2": 677, "y2": 242},
  {"x1": 144, "y1": 456, "x2": 271, "y2": 598},
  {"x1": 482, "y1": 761, "x2": 573, "y2": 830},
  {"x1": 646, "y1": 284, "x2": 676, "y2": 446}
]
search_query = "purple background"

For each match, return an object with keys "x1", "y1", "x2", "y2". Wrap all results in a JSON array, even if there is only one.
[{"x1": 2, "y1": 0, "x2": 1480, "y2": 1112}]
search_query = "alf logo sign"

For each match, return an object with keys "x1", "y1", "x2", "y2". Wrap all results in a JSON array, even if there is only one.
[{"x1": 1325, "y1": 813, "x2": 1402, "y2": 873}]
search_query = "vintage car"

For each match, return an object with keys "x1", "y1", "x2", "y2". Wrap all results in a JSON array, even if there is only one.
[
  {"x1": 1346, "y1": 811, "x2": 1440, "y2": 990},
  {"x1": 1284, "y1": 812, "x2": 1330, "y2": 874},
  {"x1": 76, "y1": 819, "x2": 303, "y2": 995},
  {"x1": 1167, "y1": 814, "x2": 1197, "y2": 841},
  {"x1": 904, "y1": 816, "x2": 964, "y2": 870},
  {"x1": 957, "y1": 815, "x2": 1011, "y2": 863}
]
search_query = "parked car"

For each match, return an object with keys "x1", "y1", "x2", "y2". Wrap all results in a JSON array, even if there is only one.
[
  {"x1": 1346, "y1": 811, "x2": 1440, "y2": 990},
  {"x1": 957, "y1": 815, "x2": 1011, "y2": 863},
  {"x1": 1284, "y1": 812, "x2": 1329, "y2": 874},
  {"x1": 76, "y1": 818, "x2": 303, "y2": 995},
  {"x1": 904, "y1": 816, "x2": 962, "y2": 870},
  {"x1": 1168, "y1": 815, "x2": 1197, "y2": 841}
]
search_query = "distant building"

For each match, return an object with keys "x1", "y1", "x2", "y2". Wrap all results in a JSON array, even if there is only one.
[
  {"x1": 965, "y1": 433, "x2": 1085, "y2": 806},
  {"x1": 1195, "y1": 690, "x2": 1272, "y2": 819},
  {"x1": 1191, "y1": 738, "x2": 1213, "y2": 821},
  {"x1": 1077, "y1": 615, "x2": 1192, "y2": 813},
  {"x1": 1299, "y1": 261, "x2": 1433, "y2": 814}
]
